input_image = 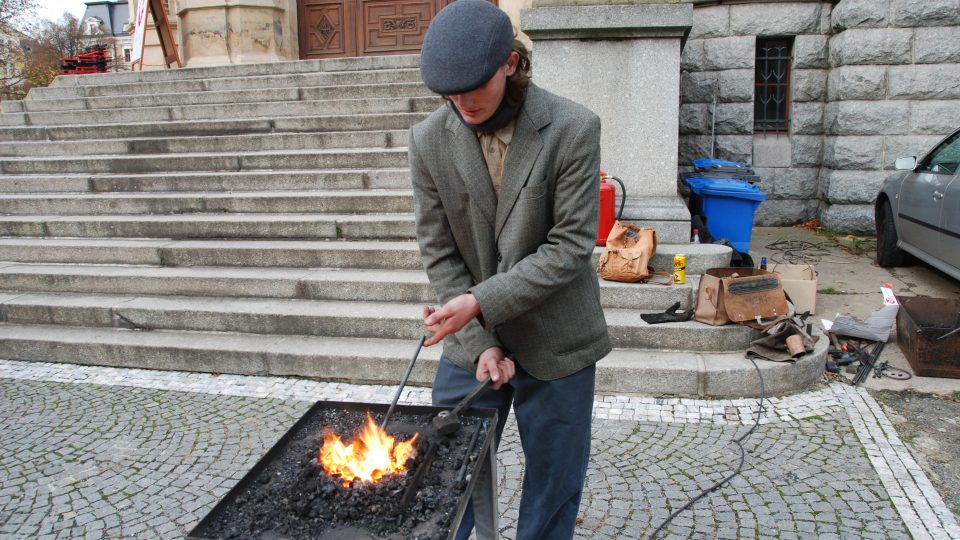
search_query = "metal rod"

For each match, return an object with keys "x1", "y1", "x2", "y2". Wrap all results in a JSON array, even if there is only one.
[
  {"x1": 936, "y1": 325, "x2": 960, "y2": 341},
  {"x1": 399, "y1": 440, "x2": 438, "y2": 512},
  {"x1": 852, "y1": 340, "x2": 885, "y2": 386},
  {"x1": 456, "y1": 420, "x2": 485, "y2": 485},
  {"x1": 381, "y1": 335, "x2": 426, "y2": 431}
]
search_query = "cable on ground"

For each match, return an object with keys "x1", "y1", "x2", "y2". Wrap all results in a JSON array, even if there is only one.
[{"x1": 647, "y1": 357, "x2": 766, "y2": 540}]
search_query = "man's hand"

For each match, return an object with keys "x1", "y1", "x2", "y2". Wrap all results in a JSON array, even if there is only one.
[
  {"x1": 477, "y1": 347, "x2": 515, "y2": 390},
  {"x1": 422, "y1": 293, "x2": 482, "y2": 346}
]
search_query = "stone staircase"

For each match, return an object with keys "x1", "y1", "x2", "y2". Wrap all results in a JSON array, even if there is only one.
[{"x1": 0, "y1": 55, "x2": 824, "y2": 397}]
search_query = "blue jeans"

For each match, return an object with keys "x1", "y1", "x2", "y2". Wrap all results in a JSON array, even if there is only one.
[{"x1": 432, "y1": 356, "x2": 595, "y2": 540}]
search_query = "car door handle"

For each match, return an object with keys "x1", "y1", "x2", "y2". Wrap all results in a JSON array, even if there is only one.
[{"x1": 934, "y1": 191, "x2": 944, "y2": 200}]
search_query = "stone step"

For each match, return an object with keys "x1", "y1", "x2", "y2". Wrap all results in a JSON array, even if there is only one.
[
  {"x1": 0, "y1": 238, "x2": 730, "y2": 274},
  {"x1": 0, "y1": 148, "x2": 408, "y2": 175},
  {"x1": 0, "y1": 322, "x2": 826, "y2": 397},
  {"x1": 0, "y1": 214, "x2": 416, "y2": 240},
  {"x1": 0, "y1": 130, "x2": 409, "y2": 157},
  {"x1": 55, "y1": 54, "x2": 420, "y2": 84},
  {"x1": 11, "y1": 82, "x2": 432, "y2": 114},
  {"x1": 0, "y1": 169, "x2": 411, "y2": 193},
  {"x1": 0, "y1": 263, "x2": 692, "y2": 309},
  {"x1": 0, "y1": 238, "x2": 426, "y2": 268},
  {"x1": 0, "y1": 113, "x2": 429, "y2": 143},
  {"x1": 0, "y1": 291, "x2": 751, "y2": 351},
  {"x1": 45, "y1": 55, "x2": 421, "y2": 87},
  {"x1": 0, "y1": 95, "x2": 441, "y2": 127},
  {"x1": 32, "y1": 63, "x2": 424, "y2": 100},
  {"x1": 0, "y1": 190, "x2": 413, "y2": 215}
]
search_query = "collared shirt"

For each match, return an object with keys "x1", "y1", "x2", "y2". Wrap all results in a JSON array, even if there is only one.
[{"x1": 476, "y1": 119, "x2": 515, "y2": 198}]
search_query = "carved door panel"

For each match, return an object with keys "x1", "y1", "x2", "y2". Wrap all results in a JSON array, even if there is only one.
[
  {"x1": 299, "y1": 0, "x2": 357, "y2": 58},
  {"x1": 299, "y1": 0, "x2": 494, "y2": 59},
  {"x1": 357, "y1": 0, "x2": 432, "y2": 56}
]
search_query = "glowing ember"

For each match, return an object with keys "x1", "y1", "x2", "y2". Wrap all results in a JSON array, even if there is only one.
[{"x1": 318, "y1": 412, "x2": 418, "y2": 487}]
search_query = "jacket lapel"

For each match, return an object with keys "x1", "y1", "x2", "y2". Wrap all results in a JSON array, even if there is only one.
[
  {"x1": 495, "y1": 86, "x2": 548, "y2": 240},
  {"x1": 445, "y1": 111, "x2": 498, "y2": 229}
]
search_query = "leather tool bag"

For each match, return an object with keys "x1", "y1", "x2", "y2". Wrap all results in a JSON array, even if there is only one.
[
  {"x1": 597, "y1": 222, "x2": 659, "y2": 283},
  {"x1": 694, "y1": 268, "x2": 788, "y2": 327}
]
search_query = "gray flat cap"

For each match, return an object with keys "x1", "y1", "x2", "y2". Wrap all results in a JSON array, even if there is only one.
[{"x1": 420, "y1": 0, "x2": 514, "y2": 95}]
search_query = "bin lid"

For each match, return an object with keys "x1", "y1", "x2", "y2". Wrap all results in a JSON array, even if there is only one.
[
  {"x1": 692, "y1": 158, "x2": 752, "y2": 171},
  {"x1": 697, "y1": 178, "x2": 767, "y2": 202},
  {"x1": 684, "y1": 176, "x2": 714, "y2": 192}
]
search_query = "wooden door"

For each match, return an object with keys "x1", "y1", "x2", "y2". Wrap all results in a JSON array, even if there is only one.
[
  {"x1": 299, "y1": 0, "x2": 357, "y2": 58},
  {"x1": 298, "y1": 0, "x2": 485, "y2": 60}
]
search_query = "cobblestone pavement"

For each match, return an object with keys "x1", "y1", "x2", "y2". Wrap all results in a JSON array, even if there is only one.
[{"x1": 1, "y1": 360, "x2": 958, "y2": 540}]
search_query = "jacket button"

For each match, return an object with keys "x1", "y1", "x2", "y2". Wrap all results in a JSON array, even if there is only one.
[{"x1": 497, "y1": 253, "x2": 503, "y2": 263}]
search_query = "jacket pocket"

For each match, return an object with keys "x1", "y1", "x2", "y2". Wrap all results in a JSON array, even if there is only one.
[{"x1": 518, "y1": 180, "x2": 548, "y2": 200}]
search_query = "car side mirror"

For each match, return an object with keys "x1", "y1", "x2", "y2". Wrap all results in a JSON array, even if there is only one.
[{"x1": 894, "y1": 156, "x2": 917, "y2": 171}]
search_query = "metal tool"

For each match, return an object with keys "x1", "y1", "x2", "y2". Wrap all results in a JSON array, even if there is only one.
[
  {"x1": 456, "y1": 420, "x2": 486, "y2": 487},
  {"x1": 851, "y1": 340, "x2": 886, "y2": 385},
  {"x1": 432, "y1": 378, "x2": 492, "y2": 436},
  {"x1": 380, "y1": 335, "x2": 426, "y2": 431},
  {"x1": 936, "y1": 325, "x2": 960, "y2": 341}
]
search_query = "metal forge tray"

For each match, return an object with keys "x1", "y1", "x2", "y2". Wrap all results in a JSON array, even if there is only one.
[{"x1": 187, "y1": 400, "x2": 499, "y2": 540}]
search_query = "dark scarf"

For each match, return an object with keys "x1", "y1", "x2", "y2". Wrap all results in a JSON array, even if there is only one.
[{"x1": 449, "y1": 93, "x2": 523, "y2": 133}]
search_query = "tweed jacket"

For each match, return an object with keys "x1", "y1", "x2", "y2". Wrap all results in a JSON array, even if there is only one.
[{"x1": 409, "y1": 84, "x2": 611, "y2": 380}]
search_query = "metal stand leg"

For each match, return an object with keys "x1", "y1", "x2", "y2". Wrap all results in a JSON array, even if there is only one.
[{"x1": 471, "y1": 436, "x2": 499, "y2": 540}]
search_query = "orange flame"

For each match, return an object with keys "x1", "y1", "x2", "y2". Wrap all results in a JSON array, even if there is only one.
[{"x1": 318, "y1": 412, "x2": 418, "y2": 487}]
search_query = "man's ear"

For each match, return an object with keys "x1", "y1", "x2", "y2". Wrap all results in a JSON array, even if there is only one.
[{"x1": 505, "y1": 51, "x2": 520, "y2": 77}]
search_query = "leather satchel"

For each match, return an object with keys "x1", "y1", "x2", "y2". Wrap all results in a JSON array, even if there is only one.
[
  {"x1": 597, "y1": 222, "x2": 657, "y2": 283},
  {"x1": 694, "y1": 268, "x2": 789, "y2": 327}
]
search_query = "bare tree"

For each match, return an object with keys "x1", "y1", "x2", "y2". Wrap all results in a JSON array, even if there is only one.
[{"x1": 0, "y1": 0, "x2": 38, "y2": 33}]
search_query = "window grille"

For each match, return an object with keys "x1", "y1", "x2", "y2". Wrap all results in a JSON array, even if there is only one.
[{"x1": 754, "y1": 37, "x2": 793, "y2": 133}]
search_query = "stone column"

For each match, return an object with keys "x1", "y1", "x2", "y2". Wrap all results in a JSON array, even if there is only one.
[
  {"x1": 177, "y1": 0, "x2": 299, "y2": 67},
  {"x1": 521, "y1": 0, "x2": 692, "y2": 243}
]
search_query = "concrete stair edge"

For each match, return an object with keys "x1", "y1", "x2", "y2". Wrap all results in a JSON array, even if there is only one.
[
  {"x1": 0, "y1": 113, "x2": 430, "y2": 143},
  {"x1": 0, "y1": 290, "x2": 743, "y2": 351},
  {"x1": 0, "y1": 237, "x2": 724, "y2": 271},
  {"x1": 0, "y1": 262, "x2": 693, "y2": 309},
  {"x1": 0, "y1": 169, "x2": 412, "y2": 193},
  {"x1": 47, "y1": 54, "x2": 422, "y2": 90},
  {"x1": 0, "y1": 95, "x2": 442, "y2": 128},
  {"x1": 0, "y1": 322, "x2": 825, "y2": 398},
  {"x1": 0, "y1": 237, "x2": 726, "y2": 274},
  {"x1": 0, "y1": 129, "x2": 411, "y2": 158}
]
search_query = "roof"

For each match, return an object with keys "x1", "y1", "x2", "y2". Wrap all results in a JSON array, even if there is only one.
[{"x1": 81, "y1": 0, "x2": 130, "y2": 37}]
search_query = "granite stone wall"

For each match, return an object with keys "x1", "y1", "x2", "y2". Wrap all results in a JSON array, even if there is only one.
[
  {"x1": 678, "y1": 0, "x2": 960, "y2": 233},
  {"x1": 821, "y1": 0, "x2": 960, "y2": 232}
]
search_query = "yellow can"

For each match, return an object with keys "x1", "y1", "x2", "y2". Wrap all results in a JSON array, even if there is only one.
[{"x1": 673, "y1": 254, "x2": 687, "y2": 284}]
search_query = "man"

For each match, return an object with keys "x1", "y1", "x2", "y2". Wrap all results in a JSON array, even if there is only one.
[{"x1": 409, "y1": 1, "x2": 611, "y2": 538}]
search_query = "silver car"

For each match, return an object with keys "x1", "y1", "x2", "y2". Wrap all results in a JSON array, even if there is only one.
[{"x1": 875, "y1": 127, "x2": 960, "y2": 281}]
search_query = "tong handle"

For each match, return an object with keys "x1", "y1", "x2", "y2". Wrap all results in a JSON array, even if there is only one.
[
  {"x1": 450, "y1": 378, "x2": 492, "y2": 417},
  {"x1": 381, "y1": 335, "x2": 426, "y2": 430}
]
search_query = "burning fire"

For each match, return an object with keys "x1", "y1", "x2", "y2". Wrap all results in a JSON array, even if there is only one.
[{"x1": 318, "y1": 413, "x2": 418, "y2": 487}]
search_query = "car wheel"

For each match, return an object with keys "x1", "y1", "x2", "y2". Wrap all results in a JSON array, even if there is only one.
[{"x1": 876, "y1": 199, "x2": 907, "y2": 267}]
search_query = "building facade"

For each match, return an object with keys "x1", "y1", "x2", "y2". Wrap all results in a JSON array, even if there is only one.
[
  {"x1": 81, "y1": 0, "x2": 134, "y2": 70},
  {"x1": 125, "y1": 0, "x2": 528, "y2": 67}
]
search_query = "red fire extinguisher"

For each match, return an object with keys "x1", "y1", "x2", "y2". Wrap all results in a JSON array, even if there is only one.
[{"x1": 597, "y1": 171, "x2": 626, "y2": 246}]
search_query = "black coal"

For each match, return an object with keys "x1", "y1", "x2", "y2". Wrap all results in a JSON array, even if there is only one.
[{"x1": 190, "y1": 403, "x2": 491, "y2": 540}]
